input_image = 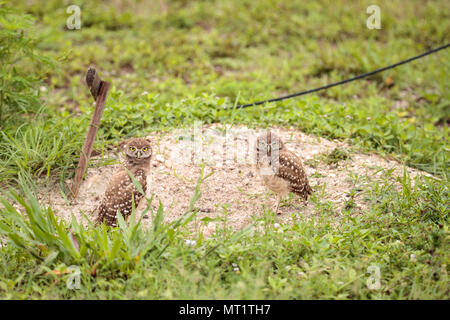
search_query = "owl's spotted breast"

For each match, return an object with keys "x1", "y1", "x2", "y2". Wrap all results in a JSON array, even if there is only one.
[
  {"x1": 95, "y1": 168, "x2": 147, "y2": 227},
  {"x1": 256, "y1": 149, "x2": 311, "y2": 200},
  {"x1": 94, "y1": 137, "x2": 152, "y2": 227},
  {"x1": 259, "y1": 171, "x2": 291, "y2": 196}
]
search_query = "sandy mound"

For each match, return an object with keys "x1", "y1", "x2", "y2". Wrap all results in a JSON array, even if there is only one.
[{"x1": 37, "y1": 124, "x2": 430, "y2": 235}]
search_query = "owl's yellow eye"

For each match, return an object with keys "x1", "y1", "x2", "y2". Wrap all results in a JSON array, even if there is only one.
[
  {"x1": 129, "y1": 146, "x2": 135, "y2": 151},
  {"x1": 142, "y1": 147, "x2": 148, "y2": 152}
]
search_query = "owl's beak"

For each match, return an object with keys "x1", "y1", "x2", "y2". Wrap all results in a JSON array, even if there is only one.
[
  {"x1": 267, "y1": 145, "x2": 271, "y2": 154},
  {"x1": 136, "y1": 151, "x2": 142, "y2": 159}
]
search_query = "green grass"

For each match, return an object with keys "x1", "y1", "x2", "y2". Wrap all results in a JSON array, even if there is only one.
[
  {"x1": 0, "y1": 0, "x2": 448, "y2": 185},
  {"x1": 0, "y1": 168, "x2": 447, "y2": 299},
  {"x1": 0, "y1": 0, "x2": 449, "y2": 299},
  {"x1": 319, "y1": 147, "x2": 351, "y2": 166}
]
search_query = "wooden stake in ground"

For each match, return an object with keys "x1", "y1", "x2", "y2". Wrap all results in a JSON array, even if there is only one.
[{"x1": 71, "y1": 67, "x2": 110, "y2": 198}]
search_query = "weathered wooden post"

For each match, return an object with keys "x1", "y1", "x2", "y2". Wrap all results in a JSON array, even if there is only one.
[{"x1": 71, "y1": 66, "x2": 110, "y2": 198}]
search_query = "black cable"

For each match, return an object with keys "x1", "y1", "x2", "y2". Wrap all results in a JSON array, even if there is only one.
[{"x1": 226, "y1": 43, "x2": 449, "y2": 110}]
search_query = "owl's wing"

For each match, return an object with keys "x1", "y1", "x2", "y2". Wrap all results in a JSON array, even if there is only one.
[
  {"x1": 275, "y1": 151, "x2": 312, "y2": 199},
  {"x1": 95, "y1": 169, "x2": 147, "y2": 226}
]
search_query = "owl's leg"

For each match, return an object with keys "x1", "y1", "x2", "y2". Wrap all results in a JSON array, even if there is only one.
[{"x1": 275, "y1": 194, "x2": 282, "y2": 215}]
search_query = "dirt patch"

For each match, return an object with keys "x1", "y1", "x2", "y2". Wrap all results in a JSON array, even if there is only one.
[{"x1": 37, "y1": 124, "x2": 431, "y2": 235}]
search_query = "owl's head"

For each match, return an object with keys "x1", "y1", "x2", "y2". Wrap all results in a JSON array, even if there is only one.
[
  {"x1": 256, "y1": 131, "x2": 285, "y2": 157},
  {"x1": 120, "y1": 137, "x2": 153, "y2": 165}
]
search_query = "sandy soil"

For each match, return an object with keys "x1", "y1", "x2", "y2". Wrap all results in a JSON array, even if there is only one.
[{"x1": 36, "y1": 124, "x2": 430, "y2": 236}]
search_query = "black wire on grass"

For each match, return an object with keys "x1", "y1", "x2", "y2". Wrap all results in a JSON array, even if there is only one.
[{"x1": 226, "y1": 43, "x2": 450, "y2": 110}]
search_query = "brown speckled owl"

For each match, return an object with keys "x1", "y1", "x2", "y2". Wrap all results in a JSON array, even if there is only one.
[
  {"x1": 255, "y1": 131, "x2": 312, "y2": 214},
  {"x1": 94, "y1": 137, "x2": 152, "y2": 227}
]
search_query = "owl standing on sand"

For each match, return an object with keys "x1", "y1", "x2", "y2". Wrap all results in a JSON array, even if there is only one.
[
  {"x1": 94, "y1": 137, "x2": 152, "y2": 227},
  {"x1": 255, "y1": 131, "x2": 312, "y2": 214}
]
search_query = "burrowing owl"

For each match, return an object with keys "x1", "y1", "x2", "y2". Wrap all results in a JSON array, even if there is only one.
[
  {"x1": 255, "y1": 131, "x2": 312, "y2": 214},
  {"x1": 94, "y1": 137, "x2": 152, "y2": 227}
]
